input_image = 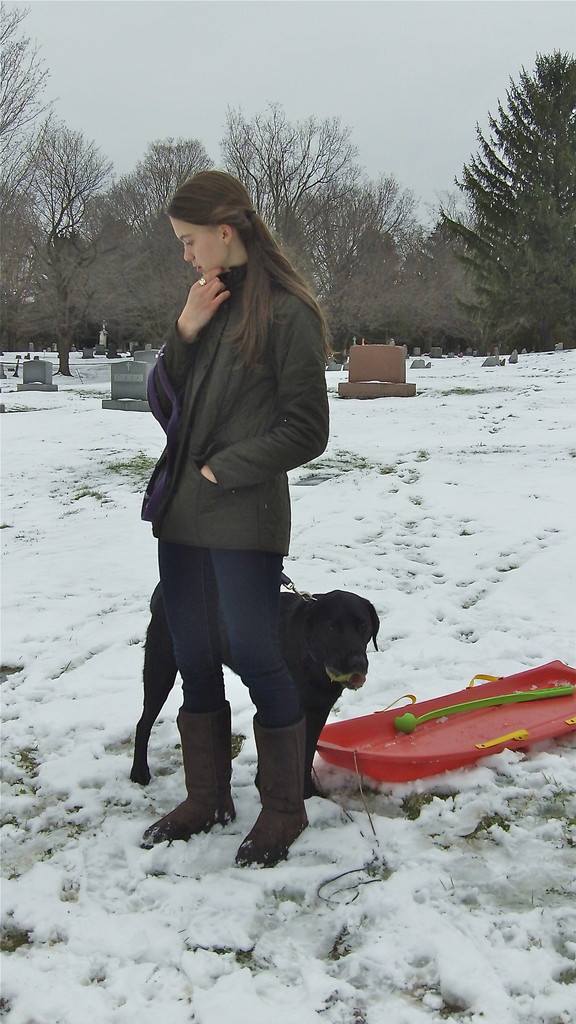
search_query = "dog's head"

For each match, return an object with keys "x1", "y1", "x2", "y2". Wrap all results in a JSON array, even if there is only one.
[{"x1": 305, "y1": 590, "x2": 380, "y2": 690}]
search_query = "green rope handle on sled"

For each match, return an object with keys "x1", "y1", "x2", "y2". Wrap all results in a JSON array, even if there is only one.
[{"x1": 394, "y1": 685, "x2": 574, "y2": 734}]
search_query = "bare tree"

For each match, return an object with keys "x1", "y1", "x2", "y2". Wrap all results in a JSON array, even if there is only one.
[
  {"x1": 24, "y1": 121, "x2": 113, "y2": 373},
  {"x1": 0, "y1": 5, "x2": 50, "y2": 205},
  {"x1": 95, "y1": 138, "x2": 212, "y2": 344},
  {"x1": 221, "y1": 104, "x2": 419, "y2": 350},
  {"x1": 108, "y1": 137, "x2": 212, "y2": 231},
  {"x1": 314, "y1": 176, "x2": 418, "y2": 350},
  {"x1": 0, "y1": 6, "x2": 52, "y2": 344},
  {"x1": 222, "y1": 103, "x2": 360, "y2": 253},
  {"x1": 396, "y1": 225, "x2": 487, "y2": 352}
]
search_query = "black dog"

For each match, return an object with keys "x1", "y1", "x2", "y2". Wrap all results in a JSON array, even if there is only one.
[{"x1": 131, "y1": 584, "x2": 379, "y2": 798}]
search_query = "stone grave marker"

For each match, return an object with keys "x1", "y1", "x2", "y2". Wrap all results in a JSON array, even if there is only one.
[
  {"x1": 132, "y1": 349, "x2": 159, "y2": 366},
  {"x1": 17, "y1": 359, "x2": 58, "y2": 392},
  {"x1": 102, "y1": 360, "x2": 150, "y2": 412},
  {"x1": 338, "y1": 345, "x2": 416, "y2": 398}
]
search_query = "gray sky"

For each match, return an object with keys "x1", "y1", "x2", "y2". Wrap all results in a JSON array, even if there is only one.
[{"x1": 8, "y1": 0, "x2": 576, "y2": 221}]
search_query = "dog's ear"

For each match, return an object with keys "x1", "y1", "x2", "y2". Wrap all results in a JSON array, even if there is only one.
[{"x1": 369, "y1": 602, "x2": 380, "y2": 651}]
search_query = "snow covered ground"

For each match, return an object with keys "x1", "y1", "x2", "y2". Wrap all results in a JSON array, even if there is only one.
[{"x1": 1, "y1": 349, "x2": 575, "y2": 1024}]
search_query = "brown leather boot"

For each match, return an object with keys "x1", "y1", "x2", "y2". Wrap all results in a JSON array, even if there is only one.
[
  {"x1": 141, "y1": 703, "x2": 235, "y2": 848},
  {"x1": 235, "y1": 717, "x2": 308, "y2": 867}
]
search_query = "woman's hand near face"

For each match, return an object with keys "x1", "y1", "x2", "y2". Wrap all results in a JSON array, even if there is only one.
[{"x1": 176, "y1": 269, "x2": 231, "y2": 343}]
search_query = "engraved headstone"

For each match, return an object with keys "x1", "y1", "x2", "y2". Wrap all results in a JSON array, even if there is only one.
[{"x1": 102, "y1": 360, "x2": 150, "y2": 411}]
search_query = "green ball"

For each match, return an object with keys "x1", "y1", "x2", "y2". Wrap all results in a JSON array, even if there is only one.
[{"x1": 394, "y1": 712, "x2": 418, "y2": 734}]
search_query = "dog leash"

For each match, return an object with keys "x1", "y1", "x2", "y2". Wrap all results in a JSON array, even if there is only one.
[{"x1": 280, "y1": 572, "x2": 317, "y2": 602}]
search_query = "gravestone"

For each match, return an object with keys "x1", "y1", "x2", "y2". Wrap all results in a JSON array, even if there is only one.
[
  {"x1": 430, "y1": 346, "x2": 443, "y2": 359},
  {"x1": 410, "y1": 359, "x2": 431, "y2": 369},
  {"x1": 338, "y1": 345, "x2": 416, "y2": 399},
  {"x1": 326, "y1": 360, "x2": 342, "y2": 371},
  {"x1": 508, "y1": 350, "x2": 519, "y2": 364},
  {"x1": 482, "y1": 355, "x2": 500, "y2": 367},
  {"x1": 102, "y1": 359, "x2": 150, "y2": 411},
  {"x1": 17, "y1": 359, "x2": 58, "y2": 392},
  {"x1": 82, "y1": 347, "x2": 95, "y2": 359},
  {"x1": 132, "y1": 349, "x2": 159, "y2": 366}
]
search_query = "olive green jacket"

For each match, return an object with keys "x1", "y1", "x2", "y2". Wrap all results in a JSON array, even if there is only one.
[{"x1": 149, "y1": 268, "x2": 329, "y2": 554}]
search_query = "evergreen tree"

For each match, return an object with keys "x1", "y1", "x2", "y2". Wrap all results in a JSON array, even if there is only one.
[{"x1": 443, "y1": 52, "x2": 576, "y2": 350}]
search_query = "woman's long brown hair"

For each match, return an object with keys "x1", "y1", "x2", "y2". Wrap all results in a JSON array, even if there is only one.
[{"x1": 167, "y1": 170, "x2": 331, "y2": 367}]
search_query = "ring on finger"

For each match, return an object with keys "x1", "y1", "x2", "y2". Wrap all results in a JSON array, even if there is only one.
[{"x1": 198, "y1": 276, "x2": 206, "y2": 286}]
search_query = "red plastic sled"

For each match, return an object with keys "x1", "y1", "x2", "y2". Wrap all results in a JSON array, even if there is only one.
[{"x1": 317, "y1": 661, "x2": 576, "y2": 783}]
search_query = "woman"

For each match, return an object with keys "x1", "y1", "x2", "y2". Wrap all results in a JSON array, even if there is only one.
[{"x1": 141, "y1": 170, "x2": 330, "y2": 867}]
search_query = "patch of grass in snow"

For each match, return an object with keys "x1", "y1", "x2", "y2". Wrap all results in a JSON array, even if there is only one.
[
  {"x1": 14, "y1": 747, "x2": 40, "y2": 779},
  {"x1": 402, "y1": 793, "x2": 435, "y2": 820},
  {"x1": 398, "y1": 466, "x2": 420, "y2": 484},
  {"x1": 1, "y1": 404, "x2": 41, "y2": 412},
  {"x1": 327, "y1": 925, "x2": 353, "y2": 960},
  {"x1": 231, "y1": 733, "x2": 245, "y2": 759},
  {"x1": 539, "y1": 787, "x2": 576, "y2": 830},
  {"x1": 401, "y1": 976, "x2": 471, "y2": 1019},
  {"x1": 0, "y1": 664, "x2": 22, "y2": 681},
  {"x1": 71, "y1": 486, "x2": 107, "y2": 502},
  {"x1": 462, "y1": 813, "x2": 511, "y2": 838},
  {"x1": 306, "y1": 449, "x2": 391, "y2": 475},
  {"x1": 556, "y1": 965, "x2": 576, "y2": 985},
  {"x1": 439, "y1": 386, "x2": 511, "y2": 396},
  {"x1": 103, "y1": 451, "x2": 157, "y2": 490},
  {"x1": 0, "y1": 927, "x2": 32, "y2": 953},
  {"x1": 438, "y1": 999, "x2": 472, "y2": 1019}
]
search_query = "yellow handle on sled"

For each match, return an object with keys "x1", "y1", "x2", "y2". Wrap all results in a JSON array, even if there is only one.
[
  {"x1": 468, "y1": 674, "x2": 500, "y2": 688},
  {"x1": 475, "y1": 729, "x2": 529, "y2": 749}
]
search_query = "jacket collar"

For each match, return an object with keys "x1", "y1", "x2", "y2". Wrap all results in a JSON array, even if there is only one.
[{"x1": 220, "y1": 264, "x2": 247, "y2": 292}]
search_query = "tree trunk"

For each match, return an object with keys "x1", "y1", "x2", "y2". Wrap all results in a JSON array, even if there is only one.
[{"x1": 57, "y1": 338, "x2": 72, "y2": 375}]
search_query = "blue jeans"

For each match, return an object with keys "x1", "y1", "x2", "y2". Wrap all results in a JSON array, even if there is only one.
[{"x1": 158, "y1": 541, "x2": 301, "y2": 727}]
